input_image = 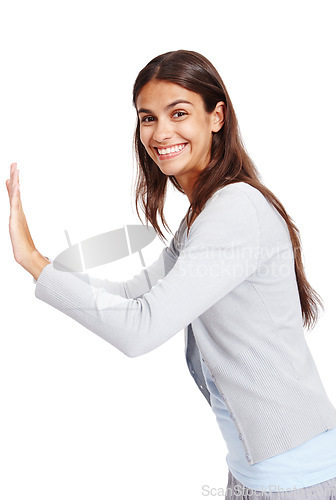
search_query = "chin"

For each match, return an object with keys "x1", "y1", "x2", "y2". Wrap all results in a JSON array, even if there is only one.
[{"x1": 158, "y1": 165, "x2": 185, "y2": 177}]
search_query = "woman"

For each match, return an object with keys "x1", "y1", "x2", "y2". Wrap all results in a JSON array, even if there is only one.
[{"x1": 6, "y1": 50, "x2": 336, "y2": 498}]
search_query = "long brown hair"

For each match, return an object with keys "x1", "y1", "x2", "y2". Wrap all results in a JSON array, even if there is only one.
[{"x1": 132, "y1": 49, "x2": 323, "y2": 331}]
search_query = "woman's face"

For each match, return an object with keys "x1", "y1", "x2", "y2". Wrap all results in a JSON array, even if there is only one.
[{"x1": 136, "y1": 80, "x2": 224, "y2": 200}]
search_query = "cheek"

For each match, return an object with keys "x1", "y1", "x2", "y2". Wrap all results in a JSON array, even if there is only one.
[
  {"x1": 139, "y1": 130, "x2": 155, "y2": 158},
  {"x1": 176, "y1": 122, "x2": 194, "y2": 139},
  {"x1": 139, "y1": 126, "x2": 150, "y2": 146},
  {"x1": 139, "y1": 130, "x2": 146, "y2": 146},
  {"x1": 177, "y1": 120, "x2": 208, "y2": 146}
]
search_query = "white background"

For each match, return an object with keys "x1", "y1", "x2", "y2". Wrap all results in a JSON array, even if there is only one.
[{"x1": 0, "y1": 1, "x2": 335, "y2": 499}]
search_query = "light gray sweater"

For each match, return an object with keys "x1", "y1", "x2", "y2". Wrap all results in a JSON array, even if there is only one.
[{"x1": 34, "y1": 181, "x2": 336, "y2": 464}]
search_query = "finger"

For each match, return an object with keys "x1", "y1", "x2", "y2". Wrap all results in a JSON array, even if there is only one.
[
  {"x1": 10, "y1": 163, "x2": 17, "y2": 185},
  {"x1": 10, "y1": 164, "x2": 18, "y2": 191},
  {"x1": 10, "y1": 163, "x2": 17, "y2": 177},
  {"x1": 11, "y1": 183, "x2": 20, "y2": 209},
  {"x1": 9, "y1": 170, "x2": 20, "y2": 198},
  {"x1": 9, "y1": 170, "x2": 14, "y2": 196},
  {"x1": 7, "y1": 177, "x2": 14, "y2": 198}
]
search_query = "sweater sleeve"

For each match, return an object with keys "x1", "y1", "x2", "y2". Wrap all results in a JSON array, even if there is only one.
[
  {"x1": 34, "y1": 190, "x2": 261, "y2": 357},
  {"x1": 67, "y1": 233, "x2": 179, "y2": 299},
  {"x1": 43, "y1": 218, "x2": 185, "y2": 299}
]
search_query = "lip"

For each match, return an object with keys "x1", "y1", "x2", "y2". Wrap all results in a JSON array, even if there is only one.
[{"x1": 154, "y1": 143, "x2": 188, "y2": 160}]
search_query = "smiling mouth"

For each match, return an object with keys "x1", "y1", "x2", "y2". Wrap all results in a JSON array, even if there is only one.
[{"x1": 154, "y1": 143, "x2": 187, "y2": 159}]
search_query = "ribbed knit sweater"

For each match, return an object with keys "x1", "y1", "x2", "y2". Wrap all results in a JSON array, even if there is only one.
[{"x1": 34, "y1": 181, "x2": 336, "y2": 464}]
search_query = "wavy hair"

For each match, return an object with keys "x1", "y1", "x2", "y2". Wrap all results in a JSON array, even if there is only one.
[{"x1": 132, "y1": 49, "x2": 323, "y2": 331}]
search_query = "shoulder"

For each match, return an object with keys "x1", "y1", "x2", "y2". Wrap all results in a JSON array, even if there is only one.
[
  {"x1": 205, "y1": 182, "x2": 291, "y2": 249},
  {"x1": 185, "y1": 182, "x2": 262, "y2": 246},
  {"x1": 203, "y1": 182, "x2": 279, "y2": 230},
  {"x1": 197, "y1": 182, "x2": 267, "y2": 225},
  {"x1": 210, "y1": 182, "x2": 267, "y2": 210}
]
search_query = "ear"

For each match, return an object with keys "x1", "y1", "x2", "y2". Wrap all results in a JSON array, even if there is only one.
[{"x1": 211, "y1": 101, "x2": 226, "y2": 133}]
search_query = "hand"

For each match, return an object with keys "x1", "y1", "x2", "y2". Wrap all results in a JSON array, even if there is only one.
[{"x1": 6, "y1": 162, "x2": 37, "y2": 268}]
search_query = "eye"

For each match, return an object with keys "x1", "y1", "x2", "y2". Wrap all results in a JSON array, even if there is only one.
[
  {"x1": 141, "y1": 116, "x2": 155, "y2": 123},
  {"x1": 172, "y1": 111, "x2": 187, "y2": 118}
]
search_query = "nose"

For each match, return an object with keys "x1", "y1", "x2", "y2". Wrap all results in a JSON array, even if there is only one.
[{"x1": 152, "y1": 118, "x2": 173, "y2": 144}]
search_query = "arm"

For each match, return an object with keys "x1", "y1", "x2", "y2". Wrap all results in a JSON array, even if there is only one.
[
  {"x1": 5, "y1": 160, "x2": 181, "y2": 298},
  {"x1": 43, "y1": 219, "x2": 184, "y2": 299},
  {"x1": 34, "y1": 190, "x2": 261, "y2": 358},
  {"x1": 71, "y1": 230, "x2": 181, "y2": 299}
]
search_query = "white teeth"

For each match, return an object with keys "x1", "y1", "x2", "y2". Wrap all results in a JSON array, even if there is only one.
[{"x1": 157, "y1": 144, "x2": 186, "y2": 155}]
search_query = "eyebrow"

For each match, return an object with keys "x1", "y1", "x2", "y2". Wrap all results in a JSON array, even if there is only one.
[{"x1": 137, "y1": 99, "x2": 194, "y2": 115}]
